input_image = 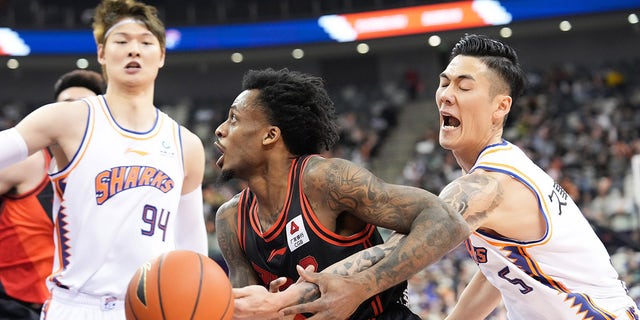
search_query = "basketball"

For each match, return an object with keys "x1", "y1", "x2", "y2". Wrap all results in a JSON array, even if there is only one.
[{"x1": 125, "y1": 250, "x2": 234, "y2": 320}]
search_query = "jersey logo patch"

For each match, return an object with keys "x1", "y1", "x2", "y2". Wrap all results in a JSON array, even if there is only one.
[
  {"x1": 286, "y1": 215, "x2": 309, "y2": 252},
  {"x1": 125, "y1": 148, "x2": 149, "y2": 156},
  {"x1": 267, "y1": 247, "x2": 287, "y2": 262},
  {"x1": 160, "y1": 140, "x2": 176, "y2": 157}
]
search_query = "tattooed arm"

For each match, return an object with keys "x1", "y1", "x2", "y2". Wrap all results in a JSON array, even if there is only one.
[
  {"x1": 228, "y1": 236, "x2": 401, "y2": 320},
  {"x1": 275, "y1": 232, "x2": 404, "y2": 309},
  {"x1": 216, "y1": 194, "x2": 257, "y2": 287},
  {"x1": 217, "y1": 194, "x2": 282, "y2": 320},
  {"x1": 280, "y1": 157, "x2": 471, "y2": 319},
  {"x1": 438, "y1": 170, "x2": 503, "y2": 232},
  {"x1": 441, "y1": 170, "x2": 550, "y2": 319}
]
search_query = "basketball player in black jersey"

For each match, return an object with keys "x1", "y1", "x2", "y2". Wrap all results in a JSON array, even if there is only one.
[{"x1": 213, "y1": 68, "x2": 470, "y2": 319}]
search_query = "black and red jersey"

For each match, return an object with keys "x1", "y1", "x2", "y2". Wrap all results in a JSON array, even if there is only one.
[{"x1": 237, "y1": 155, "x2": 413, "y2": 320}]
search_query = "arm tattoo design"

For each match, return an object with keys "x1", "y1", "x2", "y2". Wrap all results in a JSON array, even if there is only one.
[
  {"x1": 293, "y1": 240, "x2": 394, "y2": 304},
  {"x1": 299, "y1": 158, "x2": 472, "y2": 303},
  {"x1": 328, "y1": 246, "x2": 389, "y2": 276},
  {"x1": 440, "y1": 173, "x2": 503, "y2": 228},
  {"x1": 215, "y1": 197, "x2": 256, "y2": 287},
  {"x1": 320, "y1": 159, "x2": 417, "y2": 232}
]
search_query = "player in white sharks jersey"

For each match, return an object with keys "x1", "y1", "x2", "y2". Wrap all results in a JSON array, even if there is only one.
[
  {"x1": 0, "y1": 1, "x2": 207, "y2": 319},
  {"x1": 464, "y1": 140, "x2": 637, "y2": 319},
  {"x1": 435, "y1": 34, "x2": 639, "y2": 320},
  {"x1": 48, "y1": 94, "x2": 187, "y2": 298}
]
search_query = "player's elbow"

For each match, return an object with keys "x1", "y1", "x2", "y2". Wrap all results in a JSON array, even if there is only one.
[{"x1": 442, "y1": 201, "x2": 472, "y2": 244}]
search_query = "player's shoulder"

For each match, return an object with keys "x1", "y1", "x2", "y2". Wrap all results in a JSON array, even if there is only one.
[
  {"x1": 216, "y1": 192, "x2": 242, "y2": 219},
  {"x1": 28, "y1": 100, "x2": 89, "y2": 129},
  {"x1": 304, "y1": 155, "x2": 369, "y2": 180},
  {"x1": 302, "y1": 155, "x2": 375, "y2": 197},
  {"x1": 178, "y1": 125, "x2": 199, "y2": 141},
  {"x1": 304, "y1": 155, "x2": 352, "y2": 174},
  {"x1": 37, "y1": 99, "x2": 87, "y2": 114},
  {"x1": 178, "y1": 126, "x2": 205, "y2": 152}
]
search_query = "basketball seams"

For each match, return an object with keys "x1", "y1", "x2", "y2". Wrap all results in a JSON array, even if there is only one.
[
  {"x1": 189, "y1": 254, "x2": 204, "y2": 320},
  {"x1": 126, "y1": 289, "x2": 140, "y2": 320},
  {"x1": 220, "y1": 284, "x2": 233, "y2": 320},
  {"x1": 125, "y1": 250, "x2": 234, "y2": 320},
  {"x1": 157, "y1": 253, "x2": 167, "y2": 320}
]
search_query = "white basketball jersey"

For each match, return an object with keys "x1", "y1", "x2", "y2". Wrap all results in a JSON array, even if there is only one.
[
  {"x1": 48, "y1": 95, "x2": 184, "y2": 299},
  {"x1": 466, "y1": 140, "x2": 639, "y2": 319}
]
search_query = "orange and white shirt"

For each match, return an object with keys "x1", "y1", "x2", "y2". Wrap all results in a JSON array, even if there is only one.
[
  {"x1": 466, "y1": 140, "x2": 639, "y2": 319},
  {"x1": 48, "y1": 95, "x2": 184, "y2": 299}
]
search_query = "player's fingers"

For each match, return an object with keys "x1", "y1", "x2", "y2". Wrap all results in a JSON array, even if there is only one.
[
  {"x1": 281, "y1": 301, "x2": 321, "y2": 317},
  {"x1": 232, "y1": 287, "x2": 253, "y2": 298},
  {"x1": 296, "y1": 265, "x2": 320, "y2": 283},
  {"x1": 269, "y1": 277, "x2": 287, "y2": 292}
]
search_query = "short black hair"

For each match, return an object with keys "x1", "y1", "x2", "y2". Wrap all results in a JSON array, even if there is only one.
[
  {"x1": 53, "y1": 69, "x2": 106, "y2": 100},
  {"x1": 242, "y1": 68, "x2": 339, "y2": 156},
  {"x1": 450, "y1": 34, "x2": 526, "y2": 104}
]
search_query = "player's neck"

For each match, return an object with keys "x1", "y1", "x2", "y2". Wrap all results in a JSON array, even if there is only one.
[
  {"x1": 248, "y1": 157, "x2": 293, "y2": 213},
  {"x1": 102, "y1": 93, "x2": 158, "y2": 132}
]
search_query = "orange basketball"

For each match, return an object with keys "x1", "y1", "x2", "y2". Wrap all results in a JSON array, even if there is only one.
[{"x1": 125, "y1": 250, "x2": 233, "y2": 320}]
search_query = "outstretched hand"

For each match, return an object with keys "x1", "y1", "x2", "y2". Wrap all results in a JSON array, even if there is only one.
[
  {"x1": 280, "y1": 265, "x2": 368, "y2": 320},
  {"x1": 232, "y1": 276, "x2": 287, "y2": 320}
]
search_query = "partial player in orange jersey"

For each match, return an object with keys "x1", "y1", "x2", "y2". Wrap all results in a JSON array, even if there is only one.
[{"x1": 0, "y1": 69, "x2": 104, "y2": 320}]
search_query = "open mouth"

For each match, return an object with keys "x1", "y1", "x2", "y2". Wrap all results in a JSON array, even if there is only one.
[
  {"x1": 443, "y1": 115, "x2": 461, "y2": 128},
  {"x1": 213, "y1": 141, "x2": 225, "y2": 167},
  {"x1": 126, "y1": 61, "x2": 141, "y2": 69}
]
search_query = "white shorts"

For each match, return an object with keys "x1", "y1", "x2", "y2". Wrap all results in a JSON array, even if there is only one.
[{"x1": 40, "y1": 286, "x2": 125, "y2": 320}]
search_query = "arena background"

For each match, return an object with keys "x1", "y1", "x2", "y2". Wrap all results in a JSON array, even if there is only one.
[{"x1": 1, "y1": 1, "x2": 639, "y2": 319}]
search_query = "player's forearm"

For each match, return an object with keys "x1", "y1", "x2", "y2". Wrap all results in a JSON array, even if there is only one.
[
  {"x1": 322, "y1": 235, "x2": 398, "y2": 276},
  {"x1": 293, "y1": 201, "x2": 469, "y2": 303},
  {"x1": 445, "y1": 271, "x2": 501, "y2": 320},
  {"x1": 174, "y1": 187, "x2": 208, "y2": 255},
  {"x1": 0, "y1": 128, "x2": 29, "y2": 170},
  {"x1": 280, "y1": 279, "x2": 321, "y2": 306},
  {"x1": 285, "y1": 233, "x2": 400, "y2": 305},
  {"x1": 353, "y1": 200, "x2": 470, "y2": 296}
]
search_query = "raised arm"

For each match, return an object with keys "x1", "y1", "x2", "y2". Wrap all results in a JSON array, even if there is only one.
[
  {"x1": 0, "y1": 100, "x2": 88, "y2": 172},
  {"x1": 15, "y1": 101, "x2": 88, "y2": 158}
]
